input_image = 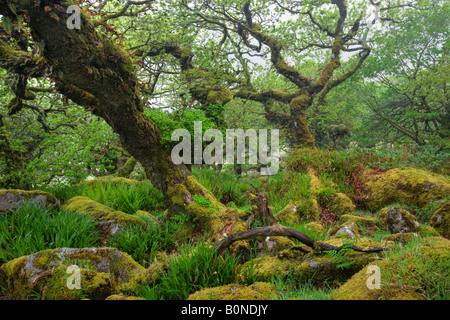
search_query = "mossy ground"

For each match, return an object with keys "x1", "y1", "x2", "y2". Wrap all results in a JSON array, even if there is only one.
[{"x1": 1, "y1": 149, "x2": 449, "y2": 300}]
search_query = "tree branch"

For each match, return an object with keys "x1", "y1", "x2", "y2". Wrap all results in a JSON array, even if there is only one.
[{"x1": 216, "y1": 225, "x2": 389, "y2": 254}]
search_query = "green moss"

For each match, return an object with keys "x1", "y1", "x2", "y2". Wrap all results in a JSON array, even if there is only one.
[
  {"x1": 276, "y1": 204, "x2": 299, "y2": 225},
  {"x1": 0, "y1": 189, "x2": 59, "y2": 212},
  {"x1": 0, "y1": 248, "x2": 145, "y2": 300},
  {"x1": 206, "y1": 88, "x2": 233, "y2": 105},
  {"x1": 0, "y1": 256, "x2": 28, "y2": 300},
  {"x1": 245, "y1": 244, "x2": 381, "y2": 284},
  {"x1": 340, "y1": 214, "x2": 375, "y2": 226},
  {"x1": 377, "y1": 206, "x2": 420, "y2": 234},
  {"x1": 105, "y1": 294, "x2": 144, "y2": 300},
  {"x1": 381, "y1": 233, "x2": 418, "y2": 244},
  {"x1": 167, "y1": 184, "x2": 190, "y2": 207},
  {"x1": 418, "y1": 224, "x2": 440, "y2": 237},
  {"x1": 62, "y1": 196, "x2": 145, "y2": 234},
  {"x1": 364, "y1": 167, "x2": 450, "y2": 210},
  {"x1": 173, "y1": 224, "x2": 195, "y2": 243},
  {"x1": 329, "y1": 193, "x2": 356, "y2": 216},
  {"x1": 188, "y1": 282, "x2": 277, "y2": 300},
  {"x1": 115, "y1": 157, "x2": 138, "y2": 178},
  {"x1": 430, "y1": 201, "x2": 450, "y2": 237},
  {"x1": 326, "y1": 220, "x2": 360, "y2": 240},
  {"x1": 226, "y1": 201, "x2": 237, "y2": 209},
  {"x1": 332, "y1": 236, "x2": 450, "y2": 300},
  {"x1": 42, "y1": 265, "x2": 115, "y2": 300},
  {"x1": 83, "y1": 176, "x2": 145, "y2": 186},
  {"x1": 303, "y1": 221, "x2": 324, "y2": 234},
  {"x1": 257, "y1": 236, "x2": 295, "y2": 257}
]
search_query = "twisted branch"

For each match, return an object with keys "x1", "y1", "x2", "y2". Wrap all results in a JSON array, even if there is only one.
[{"x1": 216, "y1": 225, "x2": 389, "y2": 254}]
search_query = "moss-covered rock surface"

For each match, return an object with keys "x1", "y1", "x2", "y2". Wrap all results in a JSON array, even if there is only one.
[
  {"x1": 63, "y1": 196, "x2": 146, "y2": 235},
  {"x1": 0, "y1": 189, "x2": 59, "y2": 212},
  {"x1": 0, "y1": 247, "x2": 145, "y2": 300},
  {"x1": 364, "y1": 168, "x2": 450, "y2": 210}
]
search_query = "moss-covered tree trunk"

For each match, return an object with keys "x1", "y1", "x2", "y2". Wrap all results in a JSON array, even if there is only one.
[
  {"x1": 288, "y1": 94, "x2": 316, "y2": 148},
  {"x1": 0, "y1": 0, "x2": 244, "y2": 239}
]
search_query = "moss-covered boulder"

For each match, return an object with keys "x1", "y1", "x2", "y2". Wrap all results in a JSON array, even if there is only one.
[
  {"x1": 276, "y1": 204, "x2": 299, "y2": 225},
  {"x1": 0, "y1": 247, "x2": 145, "y2": 300},
  {"x1": 325, "y1": 220, "x2": 360, "y2": 240},
  {"x1": 329, "y1": 193, "x2": 356, "y2": 216},
  {"x1": 63, "y1": 196, "x2": 146, "y2": 235},
  {"x1": 255, "y1": 236, "x2": 295, "y2": 257},
  {"x1": 0, "y1": 189, "x2": 59, "y2": 212},
  {"x1": 364, "y1": 167, "x2": 450, "y2": 210},
  {"x1": 418, "y1": 224, "x2": 440, "y2": 237},
  {"x1": 188, "y1": 282, "x2": 276, "y2": 300},
  {"x1": 303, "y1": 221, "x2": 324, "y2": 234},
  {"x1": 83, "y1": 176, "x2": 145, "y2": 186},
  {"x1": 332, "y1": 237, "x2": 450, "y2": 300},
  {"x1": 430, "y1": 201, "x2": 450, "y2": 237},
  {"x1": 340, "y1": 214, "x2": 375, "y2": 226},
  {"x1": 42, "y1": 264, "x2": 115, "y2": 300},
  {"x1": 381, "y1": 233, "x2": 418, "y2": 245},
  {"x1": 378, "y1": 206, "x2": 420, "y2": 234}
]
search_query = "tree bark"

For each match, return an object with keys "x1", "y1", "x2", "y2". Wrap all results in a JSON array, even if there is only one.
[
  {"x1": 288, "y1": 94, "x2": 316, "y2": 148},
  {"x1": 0, "y1": 0, "x2": 238, "y2": 237}
]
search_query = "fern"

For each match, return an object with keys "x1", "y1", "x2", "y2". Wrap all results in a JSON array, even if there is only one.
[{"x1": 324, "y1": 242, "x2": 356, "y2": 270}]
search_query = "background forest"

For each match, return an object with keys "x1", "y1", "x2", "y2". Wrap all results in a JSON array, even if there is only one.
[{"x1": 0, "y1": 0, "x2": 448, "y2": 302}]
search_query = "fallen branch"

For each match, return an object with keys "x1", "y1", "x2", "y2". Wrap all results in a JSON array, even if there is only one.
[{"x1": 216, "y1": 225, "x2": 389, "y2": 254}]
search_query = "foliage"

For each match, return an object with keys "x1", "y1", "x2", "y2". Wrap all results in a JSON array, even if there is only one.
[
  {"x1": 271, "y1": 275, "x2": 334, "y2": 300},
  {"x1": 145, "y1": 108, "x2": 217, "y2": 152},
  {"x1": 107, "y1": 216, "x2": 178, "y2": 268},
  {"x1": 135, "y1": 241, "x2": 261, "y2": 300},
  {"x1": 80, "y1": 180, "x2": 165, "y2": 214},
  {"x1": 324, "y1": 242, "x2": 357, "y2": 270},
  {"x1": 381, "y1": 237, "x2": 450, "y2": 300},
  {"x1": 263, "y1": 171, "x2": 312, "y2": 214},
  {"x1": 0, "y1": 202, "x2": 100, "y2": 263},
  {"x1": 192, "y1": 167, "x2": 251, "y2": 206}
]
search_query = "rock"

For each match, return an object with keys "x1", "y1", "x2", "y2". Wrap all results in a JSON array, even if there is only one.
[
  {"x1": 42, "y1": 265, "x2": 115, "y2": 300},
  {"x1": 0, "y1": 247, "x2": 145, "y2": 300},
  {"x1": 83, "y1": 176, "x2": 145, "y2": 186},
  {"x1": 276, "y1": 204, "x2": 298, "y2": 225},
  {"x1": 188, "y1": 282, "x2": 276, "y2": 300},
  {"x1": 62, "y1": 196, "x2": 146, "y2": 235},
  {"x1": 303, "y1": 221, "x2": 324, "y2": 234},
  {"x1": 325, "y1": 221, "x2": 360, "y2": 240},
  {"x1": 255, "y1": 236, "x2": 295, "y2": 257},
  {"x1": 329, "y1": 193, "x2": 356, "y2": 216},
  {"x1": 340, "y1": 214, "x2": 375, "y2": 226},
  {"x1": 331, "y1": 237, "x2": 450, "y2": 300},
  {"x1": 378, "y1": 206, "x2": 420, "y2": 234},
  {"x1": 364, "y1": 167, "x2": 450, "y2": 210},
  {"x1": 0, "y1": 189, "x2": 59, "y2": 212},
  {"x1": 381, "y1": 233, "x2": 418, "y2": 245},
  {"x1": 430, "y1": 201, "x2": 450, "y2": 237}
]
